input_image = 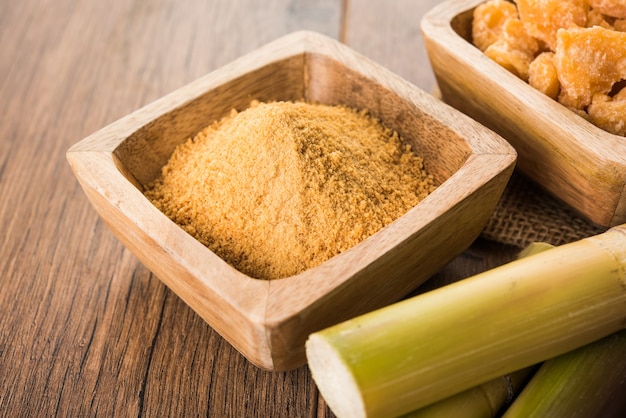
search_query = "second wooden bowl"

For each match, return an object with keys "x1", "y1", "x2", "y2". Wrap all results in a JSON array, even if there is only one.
[
  {"x1": 67, "y1": 31, "x2": 516, "y2": 371},
  {"x1": 422, "y1": 0, "x2": 626, "y2": 228}
]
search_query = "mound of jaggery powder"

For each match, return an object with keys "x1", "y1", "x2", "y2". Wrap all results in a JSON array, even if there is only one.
[{"x1": 144, "y1": 100, "x2": 436, "y2": 280}]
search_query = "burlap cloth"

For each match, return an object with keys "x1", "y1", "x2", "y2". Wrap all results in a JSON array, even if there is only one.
[{"x1": 480, "y1": 171, "x2": 608, "y2": 248}]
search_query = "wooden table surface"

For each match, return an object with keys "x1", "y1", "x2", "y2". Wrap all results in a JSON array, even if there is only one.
[{"x1": 0, "y1": 0, "x2": 519, "y2": 416}]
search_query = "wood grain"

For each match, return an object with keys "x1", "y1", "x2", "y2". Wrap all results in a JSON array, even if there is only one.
[
  {"x1": 0, "y1": 0, "x2": 518, "y2": 416},
  {"x1": 343, "y1": 0, "x2": 439, "y2": 93}
]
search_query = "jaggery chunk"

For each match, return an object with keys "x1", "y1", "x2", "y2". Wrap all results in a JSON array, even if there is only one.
[
  {"x1": 586, "y1": 8, "x2": 614, "y2": 29},
  {"x1": 484, "y1": 18, "x2": 539, "y2": 80},
  {"x1": 516, "y1": 0, "x2": 589, "y2": 50},
  {"x1": 615, "y1": 19, "x2": 626, "y2": 32},
  {"x1": 589, "y1": 0, "x2": 626, "y2": 19},
  {"x1": 529, "y1": 52, "x2": 560, "y2": 99},
  {"x1": 472, "y1": 0, "x2": 519, "y2": 51},
  {"x1": 588, "y1": 91, "x2": 626, "y2": 136},
  {"x1": 555, "y1": 26, "x2": 626, "y2": 109},
  {"x1": 144, "y1": 101, "x2": 436, "y2": 280}
]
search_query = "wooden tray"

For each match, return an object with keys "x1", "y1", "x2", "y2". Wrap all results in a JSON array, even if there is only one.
[
  {"x1": 422, "y1": 0, "x2": 626, "y2": 228},
  {"x1": 67, "y1": 31, "x2": 516, "y2": 371}
]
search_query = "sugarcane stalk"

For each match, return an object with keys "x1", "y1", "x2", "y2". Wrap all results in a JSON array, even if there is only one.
[
  {"x1": 401, "y1": 366, "x2": 536, "y2": 418},
  {"x1": 305, "y1": 225, "x2": 626, "y2": 418},
  {"x1": 400, "y1": 242, "x2": 552, "y2": 418},
  {"x1": 502, "y1": 328, "x2": 626, "y2": 417}
]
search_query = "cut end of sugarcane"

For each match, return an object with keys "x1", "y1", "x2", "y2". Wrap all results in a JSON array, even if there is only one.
[{"x1": 306, "y1": 333, "x2": 366, "y2": 418}]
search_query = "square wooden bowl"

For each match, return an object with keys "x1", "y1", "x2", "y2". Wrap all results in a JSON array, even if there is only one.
[
  {"x1": 66, "y1": 31, "x2": 516, "y2": 371},
  {"x1": 422, "y1": 0, "x2": 626, "y2": 228}
]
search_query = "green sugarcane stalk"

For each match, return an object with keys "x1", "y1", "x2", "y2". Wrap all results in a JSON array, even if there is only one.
[
  {"x1": 400, "y1": 242, "x2": 553, "y2": 418},
  {"x1": 502, "y1": 329, "x2": 626, "y2": 417},
  {"x1": 306, "y1": 225, "x2": 626, "y2": 418},
  {"x1": 401, "y1": 366, "x2": 536, "y2": 418}
]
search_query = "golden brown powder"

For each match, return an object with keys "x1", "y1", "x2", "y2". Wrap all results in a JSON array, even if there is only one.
[{"x1": 144, "y1": 100, "x2": 436, "y2": 280}]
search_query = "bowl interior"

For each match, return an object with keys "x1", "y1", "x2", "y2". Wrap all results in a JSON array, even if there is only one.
[
  {"x1": 113, "y1": 52, "x2": 472, "y2": 196},
  {"x1": 450, "y1": 7, "x2": 473, "y2": 42}
]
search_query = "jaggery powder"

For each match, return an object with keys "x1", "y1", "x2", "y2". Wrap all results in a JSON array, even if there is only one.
[{"x1": 144, "y1": 100, "x2": 436, "y2": 280}]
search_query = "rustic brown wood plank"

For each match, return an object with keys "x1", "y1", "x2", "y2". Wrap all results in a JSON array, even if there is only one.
[
  {"x1": 0, "y1": 0, "x2": 341, "y2": 416},
  {"x1": 343, "y1": 0, "x2": 445, "y2": 92}
]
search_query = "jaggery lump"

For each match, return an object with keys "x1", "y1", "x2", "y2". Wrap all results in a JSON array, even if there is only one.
[
  {"x1": 555, "y1": 26, "x2": 626, "y2": 109},
  {"x1": 615, "y1": 19, "x2": 626, "y2": 32},
  {"x1": 515, "y1": 0, "x2": 589, "y2": 50},
  {"x1": 144, "y1": 101, "x2": 436, "y2": 280},
  {"x1": 588, "y1": 90, "x2": 626, "y2": 136},
  {"x1": 484, "y1": 17, "x2": 539, "y2": 81},
  {"x1": 472, "y1": 0, "x2": 519, "y2": 51},
  {"x1": 589, "y1": 0, "x2": 626, "y2": 19},
  {"x1": 585, "y1": 8, "x2": 615, "y2": 29},
  {"x1": 529, "y1": 52, "x2": 560, "y2": 99}
]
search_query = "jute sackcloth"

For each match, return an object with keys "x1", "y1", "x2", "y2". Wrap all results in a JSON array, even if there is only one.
[{"x1": 480, "y1": 171, "x2": 608, "y2": 248}]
